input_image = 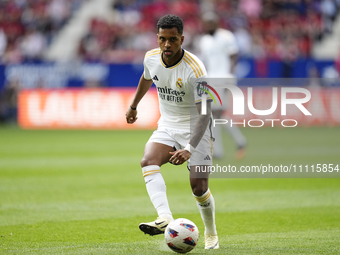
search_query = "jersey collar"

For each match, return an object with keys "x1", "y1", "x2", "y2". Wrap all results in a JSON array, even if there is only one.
[{"x1": 160, "y1": 49, "x2": 185, "y2": 69}]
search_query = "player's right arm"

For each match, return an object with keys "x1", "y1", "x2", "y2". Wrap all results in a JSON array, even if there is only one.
[{"x1": 125, "y1": 74, "x2": 153, "y2": 124}]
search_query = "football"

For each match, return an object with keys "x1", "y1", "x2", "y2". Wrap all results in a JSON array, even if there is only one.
[{"x1": 164, "y1": 218, "x2": 199, "y2": 253}]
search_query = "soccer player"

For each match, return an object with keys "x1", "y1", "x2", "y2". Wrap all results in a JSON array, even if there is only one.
[
  {"x1": 125, "y1": 15, "x2": 219, "y2": 250},
  {"x1": 199, "y1": 11, "x2": 247, "y2": 159}
]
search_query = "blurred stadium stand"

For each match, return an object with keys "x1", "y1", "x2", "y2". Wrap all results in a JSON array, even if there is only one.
[
  {"x1": 313, "y1": 9, "x2": 340, "y2": 59},
  {"x1": 75, "y1": 0, "x2": 340, "y2": 64},
  {"x1": 1, "y1": 0, "x2": 340, "y2": 125},
  {"x1": 0, "y1": 0, "x2": 339, "y2": 66},
  {"x1": 0, "y1": 0, "x2": 84, "y2": 63},
  {"x1": 46, "y1": 0, "x2": 114, "y2": 62},
  {"x1": 0, "y1": 0, "x2": 339, "y2": 64}
]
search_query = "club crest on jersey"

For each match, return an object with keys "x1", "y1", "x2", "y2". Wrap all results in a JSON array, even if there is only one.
[{"x1": 176, "y1": 78, "x2": 183, "y2": 89}]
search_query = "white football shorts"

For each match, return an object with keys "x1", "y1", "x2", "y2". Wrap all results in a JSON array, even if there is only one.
[{"x1": 146, "y1": 126, "x2": 213, "y2": 167}]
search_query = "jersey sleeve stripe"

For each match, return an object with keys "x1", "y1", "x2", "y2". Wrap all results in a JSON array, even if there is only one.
[
  {"x1": 146, "y1": 50, "x2": 161, "y2": 55},
  {"x1": 183, "y1": 57, "x2": 199, "y2": 78},
  {"x1": 145, "y1": 48, "x2": 161, "y2": 58},
  {"x1": 184, "y1": 55, "x2": 203, "y2": 78},
  {"x1": 146, "y1": 48, "x2": 161, "y2": 54},
  {"x1": 145, "y1": 52, "x2": 161, "y2": 58},
  {"x1": 185, "y1": 53, "x2": 203, "y2": 77},
  {"x1": 186, "y1": 54, "x2": 203, "y2": 77}
]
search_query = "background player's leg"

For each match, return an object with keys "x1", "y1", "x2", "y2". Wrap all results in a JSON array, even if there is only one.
[
  {"x1": 213, "y1": 107, "x2": 247, "y2": 159},
  {"x1": 212, "y1": 109, "x2": 224, "y2": 159},
  {"x1": 223, "y1": 115, "x2": 247, "y2": 159},
  {"x1": 212, "y1": 123, "x2": 224, "y2": 158},
  {"x1": 140, "y1": 142, "x2": 174, "y2": 221},
  {"x1": 224, "y1": 122, "x2": 247, "y2": 148}
]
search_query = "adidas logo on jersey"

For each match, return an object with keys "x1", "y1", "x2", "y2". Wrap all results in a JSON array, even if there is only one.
[
  {"x1": 152, "y1": 75, "x2": 159, "y2": 81},
  {"x1": 204, "y1": 155, "x2": 211, "y2": 160}
]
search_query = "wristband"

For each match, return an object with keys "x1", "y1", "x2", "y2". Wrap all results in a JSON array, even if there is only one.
[
  {"x1": 184, "y1": 144, "x2": 194, "y2": 153},
  {"x1": 130, "y1": 105, "x2": 137, "y2": 110}
]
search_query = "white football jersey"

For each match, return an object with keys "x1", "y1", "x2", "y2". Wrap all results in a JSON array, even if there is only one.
[
  {"x1": 143, "y1": 48, "x2": 212, "y2": 130},
  {"x1": 199, "y1": 28, "x2": 239, "y2": 77}
]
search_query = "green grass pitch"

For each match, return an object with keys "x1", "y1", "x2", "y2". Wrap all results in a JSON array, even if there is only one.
[{"x1": 0, "y1": 126, "x2": 339, "y2": 254}]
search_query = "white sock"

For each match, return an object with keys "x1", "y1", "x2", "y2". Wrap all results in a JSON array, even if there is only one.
[
  {"x1": 142, "y1": 165, "x2": 173, "y2": 221},
  {"x1": 193, "y1": 188, "x2": 217, "y2": 235}
]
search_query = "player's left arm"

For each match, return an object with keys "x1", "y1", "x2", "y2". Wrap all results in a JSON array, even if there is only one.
[
  {"x1": 227, "y1": 30, "x2": 239, "y2": 76},
  {"x1": 230, "y1": 53, "x2": 238, "y2": 75},
  {"x1": 188, "y1": 101, "x2": 211, "y2": 148},
  {"x1": 169, "y1": 101, "x2": 211, "y2": 165}
]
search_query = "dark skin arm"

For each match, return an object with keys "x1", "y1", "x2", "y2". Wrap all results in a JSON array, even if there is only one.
[
  {"x1": 126, "y1": 74, "x2": 154, "y2": 124},
  {"x1": 230, "y1": 53, "x2": 238, "y2": 75},
  {"x1": 169, "y1": 101, "x2": 212, "y2": 165}
]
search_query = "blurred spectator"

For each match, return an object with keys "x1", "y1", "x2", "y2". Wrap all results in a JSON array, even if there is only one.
[
  {"x1": 0, "y1": 0, "x2": 338, "y2": 65},
  {"x1": 20, "y1": 27, "x2": 47, "y2": 61},
  {"x1": 320, "y1": 0, "x2": 337, "y2": 33},
  {"x1": 252, "y1": 29, "x2": 268, "y2": 77},
  {"x1": 336, "y1": 46, "x2": 340, "y2": 74},
  {"x1": 77, "y1": 0, "x2": 338, "y2": 64},
  {"x1": 306, "y1": 65, "x2": 324, "y2": 88},
  {"x1": 234, "y1": 26, "x2": 252, "y2": 56},
  {"x1": 2, "y1": 42, "x2": 23, "y2": 63},
  {"x1": 277, "y1": 35, "x2": 300, "y2": 78},
  {"x1": 0, "y1": 0, "x2": 83, "y2": 64},
  {"x1": 47, "y1": 0, "x2": 71, "y2": 28},
  {"x1": 84, "y1": 79, "x2": 104, "y2": 88},
  {"x1": 239, "y1": 0, "x2": 262, "y2": 18},
  {"x1": 0, "y1": 28, "x2": 7, "y2": 56},
  {"x1": 0, "y1": 78, "x2": 20, "y2": 124}
]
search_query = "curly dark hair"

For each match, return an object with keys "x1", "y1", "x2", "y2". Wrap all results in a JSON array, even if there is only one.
[{"x1": 157, "y1": 14, "x2": 184, "y2": 34}]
